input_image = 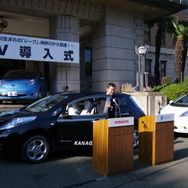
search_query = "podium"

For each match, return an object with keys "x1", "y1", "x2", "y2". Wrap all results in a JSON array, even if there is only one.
[
  {"x1": 138, "y1": 114, "x2": 174, "y2": 165},
  {"x1": 93, "y1": 117, "x2": 134, "y2": 176}
]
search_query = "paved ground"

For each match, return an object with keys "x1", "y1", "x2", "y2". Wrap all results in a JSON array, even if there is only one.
[{"x1": 0, "y1": 134, "x2": 188, "y2": 188}]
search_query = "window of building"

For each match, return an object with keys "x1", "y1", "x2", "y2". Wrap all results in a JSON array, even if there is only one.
[
  {"x1": 145, "y1": 59, "x2": 152, "y2": 74},
  {"x1": 144, "y1": 24, "x2": 150, "y2": 43},
  {"x1": 84, "y1": 48, "x2": 92, "y2": 76},
  {"x1": 161, "y1": 60, "x2": 167, "y2": 78}
]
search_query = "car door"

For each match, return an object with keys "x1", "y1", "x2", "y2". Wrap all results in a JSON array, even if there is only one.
[{"x1": 55, "y1": 95, "x2": 107, "y2": 148}]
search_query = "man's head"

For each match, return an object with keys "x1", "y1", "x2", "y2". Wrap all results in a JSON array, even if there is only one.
[{"x1": 106, "y1": 82, "x2": 116, "y2": 95}]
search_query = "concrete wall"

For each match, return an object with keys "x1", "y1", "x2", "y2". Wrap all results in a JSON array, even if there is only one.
[{"x1": 125, "y1": 92, "x2": 167, "y2": 116}]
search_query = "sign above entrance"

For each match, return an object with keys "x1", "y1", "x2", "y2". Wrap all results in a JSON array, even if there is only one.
[{"x1": 0, "y1": 34, "x2": 79, "y2": 63}]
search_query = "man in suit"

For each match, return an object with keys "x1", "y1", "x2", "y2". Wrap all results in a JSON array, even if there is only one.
[{"x1": 87, "y1": 83, "x2": 117, "y2": 118}]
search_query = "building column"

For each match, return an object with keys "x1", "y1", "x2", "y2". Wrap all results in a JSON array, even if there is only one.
[
  {"x1": 91, "y1": 6, "x2": 144, "y2": 92},
  {"x1": 49, "y1": 14, "x2": 80, "y2": 92}
]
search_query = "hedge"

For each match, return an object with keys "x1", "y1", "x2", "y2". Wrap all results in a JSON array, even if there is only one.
[{"x1": 153, "y1": 77, "x2": 188, "y2": 102}]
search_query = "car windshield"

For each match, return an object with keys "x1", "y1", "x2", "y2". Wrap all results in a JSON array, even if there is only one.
[
  {"x1": 3, "y1": 70, "x2": 38, "y2": 79},
  {"x1": 171, "y1": 94, "x2": 188, "y2": 107},
  {"x1": 25, "y1": 93, "x2": 74, "y2": 113}
]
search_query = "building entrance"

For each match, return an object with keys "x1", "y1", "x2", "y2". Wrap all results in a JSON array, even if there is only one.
[{"x1": 0, "y1": 59, "x2": 26, "y2": 78}]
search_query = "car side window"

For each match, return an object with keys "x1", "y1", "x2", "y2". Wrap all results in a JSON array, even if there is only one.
[
  {"x1": 66, "y1": 99, "x2": 92, "y2": 116},
  {"x1": 80, "y1": 99, "x2": 94, "y2": 115},
  {"x1": 67, "y1": 101, "x2": 83, "y2": 115},
  {"x1": 118, "y1": 96, "x2": 125, "y2": 106},
  {"x1": 66, "y1": 97, "x2": 109, "y2": 116},
  {"x1": 174, "y1": 95, "x2": 188, "y2": 105}
]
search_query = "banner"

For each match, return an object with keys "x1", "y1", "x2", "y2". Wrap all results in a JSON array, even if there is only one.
[{"x1": 0, "y1": 34, "x2": 79, "y2": 63}]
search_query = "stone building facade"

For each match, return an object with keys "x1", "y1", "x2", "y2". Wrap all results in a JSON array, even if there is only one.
[
  {"x1": 0, "y1": 0, "x2": 187, "y2": 93},
  {"x1": 145, "y1": 10, "x2": 188, "y2": 84}
]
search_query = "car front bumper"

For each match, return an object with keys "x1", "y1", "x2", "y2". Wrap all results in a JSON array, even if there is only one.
[
  {"x1": 174, "y1": 117, "x2": 188, "y2": 134},
  {"x1": 0, "y1": 91, "x2": 39, "y2": 100},
  {"x1": 174, "y1": 126, "x2": 188, "y2": 133},
  {"x1": 0, "y1": 130, "x2": 21, "y2": 153}
]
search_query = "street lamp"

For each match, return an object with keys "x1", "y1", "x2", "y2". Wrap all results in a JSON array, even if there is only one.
[{"x1": 135, "y1": 44, "x2": 149, "y2": 91}]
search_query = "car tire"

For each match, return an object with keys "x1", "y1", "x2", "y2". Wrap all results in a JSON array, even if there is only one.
[{"x1": 21, "y1": 135, "x2": 50, "y2": 163}]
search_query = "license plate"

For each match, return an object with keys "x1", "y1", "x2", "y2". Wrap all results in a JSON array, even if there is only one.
[{"x1": 8, "y1": 91, "x2": 18, "y2": 96}]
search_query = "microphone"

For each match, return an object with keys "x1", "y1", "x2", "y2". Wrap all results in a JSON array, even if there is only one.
[
  {"x1": 113, "y1": 99, "x2": 121, "y2": 117},
  {"x1": 113, "y1": 98, "x2": 118, "y2": 106}
]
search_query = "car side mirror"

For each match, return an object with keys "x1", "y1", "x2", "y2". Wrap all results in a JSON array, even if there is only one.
[
  {"x1": 62, "y1": 110, "x2": 68, "y2": 115},
  {"x1": 169, "y1": 100, "x2": 173, "y2": 104}
]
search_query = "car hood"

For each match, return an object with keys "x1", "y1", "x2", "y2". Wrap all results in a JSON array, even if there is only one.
[
  {"x1": 0, "y1": 109, "x2": 36, "y2": 126},
  {"x1": 0, "y1": 79, "x2": 34, "y2": 89},
  {"x1": 160, "y1": 104, "x2": 188, "y2": 118}
]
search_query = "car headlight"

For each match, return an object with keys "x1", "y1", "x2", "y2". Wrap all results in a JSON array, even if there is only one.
[
  {"x1": 0, "y1": 116, "x2": 36, "y2": 130},
  {"x1": 180, "y1": 111, "x2": 188, "y2": 117},
  {"x1": 27, "y1": 79, "x2": 36, "y2": 86}
]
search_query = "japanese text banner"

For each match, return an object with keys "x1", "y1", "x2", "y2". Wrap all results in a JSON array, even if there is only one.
[{"x1": 0, "y1": 34, "x2": 79, "y2": 63}]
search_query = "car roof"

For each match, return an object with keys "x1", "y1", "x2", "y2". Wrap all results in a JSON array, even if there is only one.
[
  {"x1": 53, "y1": 92, "x2": 130, "y2": 99},
  {"x1": 2, "y1": 69, "x2": 41, "y2": 79},
  {"x1": 5, "y1": 69, "x2": 38, "y2": 73}
]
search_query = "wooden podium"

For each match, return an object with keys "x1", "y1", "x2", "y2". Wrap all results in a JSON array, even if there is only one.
[
  {"x1": 93, "y1": 117, "x2": 134, "y2": 176},
  {"x1": 138, "y1": 114, "x2": 174, "y2": 165}
]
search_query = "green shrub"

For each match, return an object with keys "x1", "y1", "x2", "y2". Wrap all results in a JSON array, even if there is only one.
[
  {"x1": 161, "y1": 76, "x2": 171, "y2": 85},
  {"x1": 152, "y1": 84, "x2": 168, "y2": 92},
  {"x1": 152, "y1": 77, "x2": 188, "y2": 102},
  {"x1": 184, "y1": 77, "x2": 188, "y2": 82},
  {"x1": 161, "y1": 81, "x2": 188, "y2": 102}
]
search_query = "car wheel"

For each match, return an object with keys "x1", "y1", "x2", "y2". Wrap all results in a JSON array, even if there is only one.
[
  {"x1": 21, "y1": 135, "x2": 50, "y2": 163},
  {"x1": 133, "y1": 130, "x2": 139, "y2": 149}
]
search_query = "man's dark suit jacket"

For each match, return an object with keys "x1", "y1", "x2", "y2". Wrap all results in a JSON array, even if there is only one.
[{"x1": 87, "y1": 96, "x2": 117, "y2": 118}]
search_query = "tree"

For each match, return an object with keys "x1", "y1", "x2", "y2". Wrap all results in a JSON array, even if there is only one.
[
  {"x1": 147, "y1": 17, "x2": 174, "y2": 86},
  {"x1": 171, "y1": 20, "x2": 188, "y2": 83}
]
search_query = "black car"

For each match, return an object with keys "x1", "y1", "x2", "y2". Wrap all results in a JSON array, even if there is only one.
[{"x1": 0, "y1": 92, "x2": 145, "y2": 163}]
